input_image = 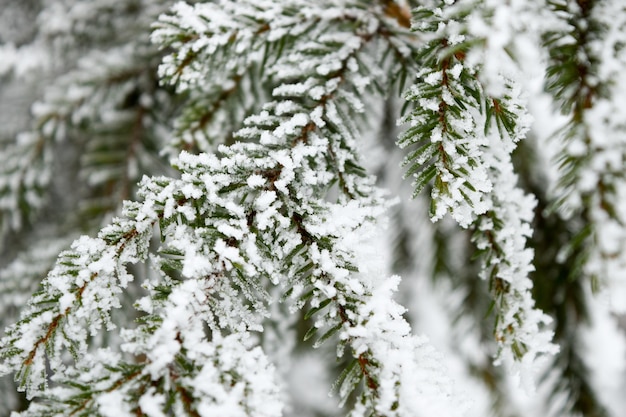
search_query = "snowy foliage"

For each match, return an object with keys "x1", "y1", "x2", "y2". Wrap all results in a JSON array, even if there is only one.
[
  {"x1": 401, "y1": 1, "x2": 556, "y2": 368},
  {"x1": 1, "y1": 0, "x2": 626, "y2": 416},
  {"x1": 546, "y1": 0, "x2": 626, "y2": 312}
]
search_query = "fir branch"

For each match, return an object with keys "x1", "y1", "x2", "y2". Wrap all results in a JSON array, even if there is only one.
[
  {"x1": 152, "y1": 0, "x2": 419, "y2": 154},
  {"x1": 2, "y1": 2, "x2": 467, "y2": 414},
  {"x1": 0, "y1": 1, "x2": 175, "y2": 243},
  {"x1": 401, "y1": 1, "x2": 557, "y2": 368},
  {"x1": 533, "y1": 214, "x2": 611, "y2": 417},
  {"x1": 545, "y1": 0, "x2": 626, "y2": 312},
  {"x1": 0, "y1": 211, "x2": 155, "y2": 396},
  {"x1": 517, "y1": 126, "x2": 613, "y2": 417},
  {"x1": 15, "y1": 333, "x2": 281, "y2": 417},
  {"x1": 400, "y1": 5, "x2": 492, "y2": 227},
  {"x1": 151, "y1": 1, "x2": 283, "y2": 153}
]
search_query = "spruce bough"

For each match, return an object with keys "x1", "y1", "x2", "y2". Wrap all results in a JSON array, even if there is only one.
[{"x1": 1, "y1": 1, "x2": 625, "y2": 416}]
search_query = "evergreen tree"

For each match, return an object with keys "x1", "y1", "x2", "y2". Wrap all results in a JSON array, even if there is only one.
[{"x1": 1, "y1": 1, "x2": 625, "y2": 416}]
